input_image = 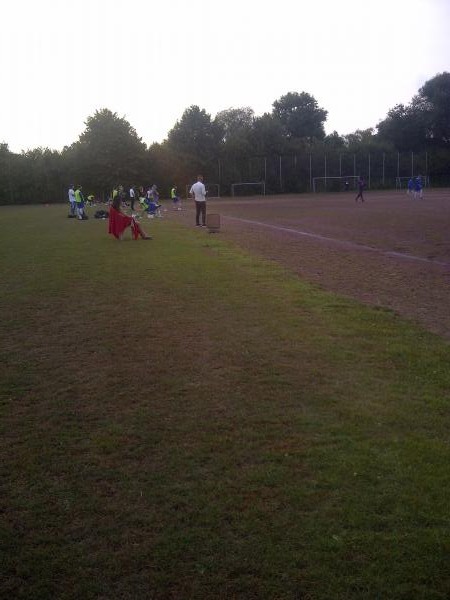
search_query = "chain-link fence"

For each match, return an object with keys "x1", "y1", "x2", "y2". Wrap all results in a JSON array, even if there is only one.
[{"x1": 204, "y1": 150, "x2": 450, "y2": 195}]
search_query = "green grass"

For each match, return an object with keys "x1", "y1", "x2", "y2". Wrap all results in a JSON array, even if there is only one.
[{"x1": 1, "y1": 205, "x2": 450, "y2": 599}]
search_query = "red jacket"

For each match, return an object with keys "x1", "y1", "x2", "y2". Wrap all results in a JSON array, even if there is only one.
[{"x1": 108, "y1": 206, "x2": 140, "y2": 240}]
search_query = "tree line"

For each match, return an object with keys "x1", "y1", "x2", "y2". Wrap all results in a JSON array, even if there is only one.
[{"x1": 1, "y1": 72, "x2": 449, "y2": 204}]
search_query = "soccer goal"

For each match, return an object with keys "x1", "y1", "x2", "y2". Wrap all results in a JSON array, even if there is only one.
[
  {"x1": 231, "y1": 182, "x2": 266, "y2": 197},
  {"x1": 205, "y1": 183, "x2": 220, "y2": 198},
  {"x1": 395, "y1": 176, "x2": 429, "y2": 189},
  {"x1": 312, "y1": 175, "x2": 360, "y2": 193}
]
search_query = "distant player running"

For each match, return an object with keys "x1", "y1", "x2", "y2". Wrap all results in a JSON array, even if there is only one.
[{"x1": 355, "y1": 177, "x2": 365, "y2": 203}]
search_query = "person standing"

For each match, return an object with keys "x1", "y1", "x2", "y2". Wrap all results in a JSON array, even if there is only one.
[
  {"x1": 171, "y1": 185, "x2": 181, "y2": 210},
  {"x1": 68, "y1": 184, "x2": 76, "y2": 217},
  {"x1": 189, "y1": 175, "x2": 207, "y2": 226},
  {"x1": 129, "y1": 185, "x2": 136, "y2": 212},
  {"x1": 138, "y1": 186, "x2": 146, "y2": 209},
  {"x1": 414, "y1": 175, "x2": 423, "y2": 199},
  {"x1": 355, "y1": 177, "x2": 365, "y2": 203},
  {"x1": 75, "y1": 185, "x2": 87, "y2": 219},
  {"x1": 407, "y1": 177, "x2": 414, "y2": 196}
]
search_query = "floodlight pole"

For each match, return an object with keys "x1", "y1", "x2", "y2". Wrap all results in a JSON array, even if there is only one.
[
  {"x1": 397, "y1": 152, "x2": 400, "y2": 179},
  {"x1": 264, "y1": 157, "x2": 267, "y2": 184},
  {"x1": 324, "y1": 154, "x2": 327, "y2": 190},
  {"x1": 279, "y1": 155, "x2": 282, "y2": 191},
  {"x1": 382, "y1": 153, "x2": 385, "y2": 186},
  {"x1": 339, "y1": 154, "x2": 342, "y2": 177},
  {"x1": 309, "y1": 154, "x2": 312, "y2": 191}
]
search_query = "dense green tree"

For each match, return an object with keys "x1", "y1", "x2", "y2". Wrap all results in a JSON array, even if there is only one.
[
  {"x1": 167, "y1": 105, "x2": 221, "y2": 166},
  {"x1": 0, "y1": 144, "x2": 13, "y2": 204},
  {"x1": 324, "y1": 131, "x2": 346, "y2": 149},
  {"x1": 214, "y1": 107, "x2": 255, "y2": 159},
  {"x1": 377, "y1": 102, "x2": 430, "y2": 151},
  {"x1": 419, "y1": 72, "x2": 450, "y2": 145},
  {"x1": 272, "y1": 92, "x2": 328, "y2": 141},
  {"x1": 250, "y1": 113, "x2": 286, "y2": 155},
  {"x1": 23, "y1": 147, "x2": 64, "y2": 203},
  {"x1": 65, "y1": 108, "x2": 147, "y2": 194}
]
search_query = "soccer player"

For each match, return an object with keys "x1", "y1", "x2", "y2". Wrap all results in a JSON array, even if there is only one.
[
  {"x1": 171, "y1": 185, "x2": 181, "y2": 210},
  {"x1": 414, "y1": 175, "x2": 423, "y2": 199},
  {"x1": 75, "y1": 185, "x2": 87, "y2": 220},
  {"x1": 407, "y1": 178, "x2": 414, "y2": 196},
  {"x1": 354, "y1": 177, "x2": 365, "y2": 203},
  {"x1": 189, "y1": 175, "x2": 207, "y2": 226}
]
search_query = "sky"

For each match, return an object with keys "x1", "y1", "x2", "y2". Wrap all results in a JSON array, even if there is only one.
[{"x1": 1, "y1": 0, "x2": 449, "y2": 153}]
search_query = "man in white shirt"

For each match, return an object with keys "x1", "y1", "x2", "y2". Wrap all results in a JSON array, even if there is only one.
[
  {"x1": 68, "y1": 184, "x2": 76, "y2": 217},
  {"x1": 129, "y1": 186, "x2": 136, "y2": 212},
  {"x1": 189, "y1": 175, "x2": 207, "y2": 227}
]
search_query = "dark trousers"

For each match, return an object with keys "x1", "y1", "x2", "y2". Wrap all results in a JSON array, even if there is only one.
[{"x1": 195, "y1": 201, "x2": 206, "y2": 225}]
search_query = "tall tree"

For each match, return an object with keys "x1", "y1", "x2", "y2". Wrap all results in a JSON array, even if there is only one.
[
  {"x1": 419, "y1": 72, "x2": 450, "y2": 146},
  {"x1": 167, "y1": 105, "x2": 221, "y2": 168},
  {"x1": 66, "y1": 108, "x2": 147, "y2": 192},
  {"x1": 214, "y1": 107, "x2": 255, "y2": 157},
  {"x1": 377, "y1": 101, "x2": 430, "y2": 151},
  {"x1": 250, "y1": 113, "x2": 286, "y2": 155},
  {"x1": 272, "y1": 92, "x2": 328, "y2": 141}
]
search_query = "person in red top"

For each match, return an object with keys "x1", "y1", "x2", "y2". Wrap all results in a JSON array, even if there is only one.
[{"x1": 108, "y1": 195, "x2": 152, "y2": 240}]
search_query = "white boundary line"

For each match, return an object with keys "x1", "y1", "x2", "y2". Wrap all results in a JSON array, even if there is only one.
[{"x1": 223, "y1": 216, "x2": 450, "y2": 268}]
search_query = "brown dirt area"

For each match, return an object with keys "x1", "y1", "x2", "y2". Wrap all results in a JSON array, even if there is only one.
[{"x1": 167, "y1": 189, "x2": 450, "y2": 340}]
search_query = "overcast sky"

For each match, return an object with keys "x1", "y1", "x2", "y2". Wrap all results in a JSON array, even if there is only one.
[{"x1": 1, "y1": 0, "x2": 449, "y2": 153}]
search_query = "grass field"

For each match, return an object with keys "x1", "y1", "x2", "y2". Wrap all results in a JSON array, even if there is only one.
[{"x1": 1, "y1": 204, "x2": 450, "y2": 599}]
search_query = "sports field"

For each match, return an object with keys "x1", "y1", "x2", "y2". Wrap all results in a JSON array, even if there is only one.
[
  {"x1": 1, "y1": 194, "x2": 450, "y2": 599},
  {"x1": 179, "y1": 188, "x2": 450, "y2": 339}
]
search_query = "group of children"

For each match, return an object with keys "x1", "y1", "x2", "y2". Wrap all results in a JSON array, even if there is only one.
[
  {"x1": 68, "y1": 183, "x2": 182, "y2": 221},
  {"x1": 113, "y1": 184, "x2": 182, "y2": 219}
]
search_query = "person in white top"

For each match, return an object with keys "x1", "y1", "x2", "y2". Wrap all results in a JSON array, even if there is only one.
[
  {"x1": 68, "y1": 184, "x2": 76, "y2": 217},
  {"x1": 189, "y1": 175, "x2": 207, "y2": 227},
  {"x1": 129, "y1": 186, "x2": 136, "y2": 212}
]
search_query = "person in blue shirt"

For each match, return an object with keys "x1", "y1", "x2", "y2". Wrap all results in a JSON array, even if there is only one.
[
  {"x1": 407, "y1": 178, "x2": 414, "y2": 196},
  {"x1": 414, "y1": 176, "x2": 423, "y2": 199},
  {"x1": 143, "y1": 185, "x2": 162, "y2": 218}
]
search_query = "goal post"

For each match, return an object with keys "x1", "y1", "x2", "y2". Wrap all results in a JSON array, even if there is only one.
[
  {"x1": 205, "y1": 183, "x2": 220, "y2": 198},
  {"x1": 231, "y1": 181, "x2": 266, "y2": 197},
  {"x1": 312, "y1": 175, "x2": 360, "y2": 193}
]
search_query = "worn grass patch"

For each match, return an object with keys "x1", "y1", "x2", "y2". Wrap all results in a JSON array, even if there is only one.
[{"x1": 1, "y1": 205, "x2": 450, "y2": 599}]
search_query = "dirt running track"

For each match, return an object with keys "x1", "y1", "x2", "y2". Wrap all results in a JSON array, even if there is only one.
[{"x1": 169, "y1": 189, "x2": 450, "y2": 340}]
